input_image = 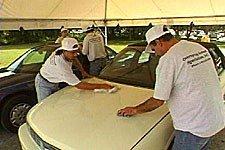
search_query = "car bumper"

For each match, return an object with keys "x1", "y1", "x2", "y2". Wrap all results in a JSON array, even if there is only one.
[{"x1": 18, "y1": 123, "x2": 40, "y2": 150}]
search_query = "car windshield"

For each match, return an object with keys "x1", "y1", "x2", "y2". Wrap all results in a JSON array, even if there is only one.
[
  {"x1": 199, "y1": 42, "x2": 225, "y2": 75},
  {"x1": 6, "y1": 49, "x2": 34, "y2": 72},
  {"x1": 7, "y1": 45, "x2": 57, "y2": 73},
  {"x1": 105, "y1": 46, "x2": 117, "y2": 60},
  {"x1": 99, "y1": 46, "x2": 160, "y2": 89}
]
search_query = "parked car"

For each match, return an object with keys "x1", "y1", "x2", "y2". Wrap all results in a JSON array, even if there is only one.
[
  {"x1": 18, "y1": 41, "x2": 225, "y2": 150},
  {"x1": 0, "y1": 43, "x2": 117, "y2": 133},
  {"x1": 217, "y1": 37, "x2": 225, "y2": 43}
]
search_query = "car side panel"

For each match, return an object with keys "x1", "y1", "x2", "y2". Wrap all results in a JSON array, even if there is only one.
[{"x1": 132, "y1": 114, "x2": 174, "y2": 150}]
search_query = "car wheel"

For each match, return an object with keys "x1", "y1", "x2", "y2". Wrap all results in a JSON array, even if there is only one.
[{"x1": 0, "y1": 94, "x2": 36, "y2": 133}]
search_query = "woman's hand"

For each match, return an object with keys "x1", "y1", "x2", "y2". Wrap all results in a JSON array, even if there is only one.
[{"x1": 101, "y1": 84, "x2": 114, "y2": 89}]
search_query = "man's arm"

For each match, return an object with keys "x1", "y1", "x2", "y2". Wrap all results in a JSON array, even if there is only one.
[
  {"x1": 74, "y1": 81, "x2": 113, "y2": 90},
  {"x1": 73, "y1": 57, "x2": 90, "y2": 78},
  {"x1": 117, "y1": 97, "x2": 164, "y2": 117}
]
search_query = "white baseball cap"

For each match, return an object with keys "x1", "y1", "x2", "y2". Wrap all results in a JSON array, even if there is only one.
[
  {"x1": 82, "y1": 25, "x2": 94, "y2": 32},
  {"x1": 61, "y1": 28, "x2": 68, "y2": 33},
  {"x1": 145, "y1": 25, "x2": 171, "y2": 44},
  {"x1": 57, "y1": 38, "x2": 79, "y2": 51},
  {"x1": 145, "y1": 25, "x2": 171, "y2": 52}
]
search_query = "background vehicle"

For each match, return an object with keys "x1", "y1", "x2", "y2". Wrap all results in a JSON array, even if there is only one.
[
  {"x1": 0, "y1": 44, "x2": 117, "y2": 133},
  {"x1": 19, "y1": 41, "x2": 225, "y2": 149}
]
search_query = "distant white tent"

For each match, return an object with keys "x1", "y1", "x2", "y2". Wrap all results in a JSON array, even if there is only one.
[{"x1": 1, "y1": 0, "x2": 225, "y2": 30}]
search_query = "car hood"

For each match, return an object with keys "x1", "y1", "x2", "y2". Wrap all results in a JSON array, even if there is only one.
[
  {"x1": 27, "y1": 78, "x2": 169, "y2": 150},
  {"x1": 0, "y1": 71, "x2": 35, "y2": 89}
]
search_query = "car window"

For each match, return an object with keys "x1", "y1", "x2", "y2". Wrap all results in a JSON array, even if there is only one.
[
  {"x1": 15, "y1": 47, "x2": 55, "y2": 73},
  {"x1": 112, "y1": 50, "x2": 136, "y2": 68},
  {"x1": 22, "y1": 51, "x2": 47, "y2": 65},
  {"x1": 7, "y1": 49, "x2": 32, "y2": 72},
  {"x1": 105, "y1": 46, "x2": 117, "y2": 60},
  {"x1": 199, "y1": 42, "x2": 225, "y2": 75},
  {"x1": 208, "y1": 47, "x2": 224, "y2": 74},
  {"x1": 138, "y1": 51, "x2": 150, "y2": 63},
  {"x1": 100, "y1": 47, "x2": 160, "y2": 88}
]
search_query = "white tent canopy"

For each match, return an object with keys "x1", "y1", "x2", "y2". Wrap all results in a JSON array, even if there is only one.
[{"x1": 1, "y1": 0, "x2": 225, "y2": 30}]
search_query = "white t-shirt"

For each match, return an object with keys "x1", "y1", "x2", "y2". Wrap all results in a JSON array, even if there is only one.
[
  {"x1": 40, "y1": 52, "x2": 81, "y2": 86},
  {"x1": 55, "y1": 36, "x2": 70, "y2": 44},
  {"x1": 55, "y1": 37, "x2": 64, "y2": 44},
  {"x1": 153, "y1": 40, "x2": 225, "y2": 137},
  {"x1": 82, "y1": 32, "x2": 106, "y2": 61}
]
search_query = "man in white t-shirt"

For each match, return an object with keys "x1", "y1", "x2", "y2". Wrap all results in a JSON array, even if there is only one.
[
  {"x1": 117, "y1": 25, "x2": 225, "y2": 149},
  {"x1": 201, "y1": 34, "x2": 210, "y2": 43},
  {"x1": 35, "y1": 37, "x2": 114, "y2": 101},
  {"x1": 82, "y1": 26, "x2": 107, "y2": 76},
  {"x1": 55, "y1": 28, "x2": 69, "y2": 44}
]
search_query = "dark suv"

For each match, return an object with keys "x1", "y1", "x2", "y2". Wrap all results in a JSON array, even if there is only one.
[{"x1": 100, "y1": 41, "x2": 225, "y2": 88}]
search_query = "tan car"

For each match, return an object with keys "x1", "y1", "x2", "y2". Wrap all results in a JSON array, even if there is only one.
[{"x1": 18, "y1": 42, "x2": 225, "y2": 150}]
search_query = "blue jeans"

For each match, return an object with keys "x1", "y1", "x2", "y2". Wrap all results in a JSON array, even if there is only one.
[
  {"x1": 89, "y1": 57, "x2": 107, "y2": 76},
  {"x1": 172, "y1": 130, "x2": 211, "y2": 150},
  {"x1": 35, "y1": 73, "x2": 59, "y2": 102}
]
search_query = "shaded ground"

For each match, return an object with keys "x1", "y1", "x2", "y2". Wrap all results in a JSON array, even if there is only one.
[{"x1": 0, "y1": 125, "x2": 21, "y2": 150}]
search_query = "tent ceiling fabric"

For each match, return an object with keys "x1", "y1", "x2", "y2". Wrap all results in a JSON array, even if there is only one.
[{"x1": 1, "y1": 0, "x2": 225, "y2": 30}]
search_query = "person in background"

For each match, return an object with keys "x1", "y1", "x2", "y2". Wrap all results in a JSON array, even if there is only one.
[
  {"x1": 55, "y1": 28, "x2": 69, "y2": 44},
  {"x1": 117, "y1": 25, "x2": 225, "y2": 150},
  {"x1": 82, "y1": 26, "x2": 107, "y2": 76},
  {"x1": 201, "y1": 32, "x2": 210, "y2": 42},
  {"x1": 35, "y1": 37, "x2": 114, "y2": 101}
]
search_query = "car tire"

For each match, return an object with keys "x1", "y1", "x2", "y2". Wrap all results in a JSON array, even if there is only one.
[{"x1": 0, "y1": 94, "x2": 36, "y2": 133}]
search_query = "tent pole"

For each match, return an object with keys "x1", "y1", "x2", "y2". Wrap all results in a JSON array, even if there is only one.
[
  {"x1": 104, "y1": 0, "x2": 108, "y2": 45},
  {"x1": 104, "y1": 24, "x2": 108, "y2": 45}
]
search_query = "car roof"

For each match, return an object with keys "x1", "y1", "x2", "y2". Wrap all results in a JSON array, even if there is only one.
[
  {"x1": 126, "y1": 40, "x2": 221, "y2": 51},
  {"x1": 31, "y1": 43, "x2": 61, "y2": 53},
  {"x1": 127, "y1": 41, "x2": 147, "y2": 46}
]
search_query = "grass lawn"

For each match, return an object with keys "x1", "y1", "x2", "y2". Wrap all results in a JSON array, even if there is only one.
[
  {"x1": 0, "y1": 40, "x2": 142, "y2": 68},
  {"x1": 108, "y1": 40, "x2": 142, "y2": 53},
  {"x1": 0, "y1": 43, "x2": 40, "y2": 68}
]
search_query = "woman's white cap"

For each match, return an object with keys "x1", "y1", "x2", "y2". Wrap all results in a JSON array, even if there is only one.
[
  {"x1": 61, "y1": 28, "x2": 68, "y2": 33},
  {"x1": 57, "y1": 38, "x2": 79, "y2": 51}
]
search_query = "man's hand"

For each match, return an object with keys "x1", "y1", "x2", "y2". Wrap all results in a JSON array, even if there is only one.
[
  {"x1": 117, "y1": 98, "x2": 164, "y2": 117},
  {"x1": 117, "y1": 107, "x2": 138, "y2": 117},
  {"x1": 78, "y1": 43, "x2": 83, "y2": 52}
]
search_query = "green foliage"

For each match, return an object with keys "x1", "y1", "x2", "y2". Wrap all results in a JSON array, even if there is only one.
[{"x1": 1, "y1": 25, "x2": 225, "y2": 46}]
